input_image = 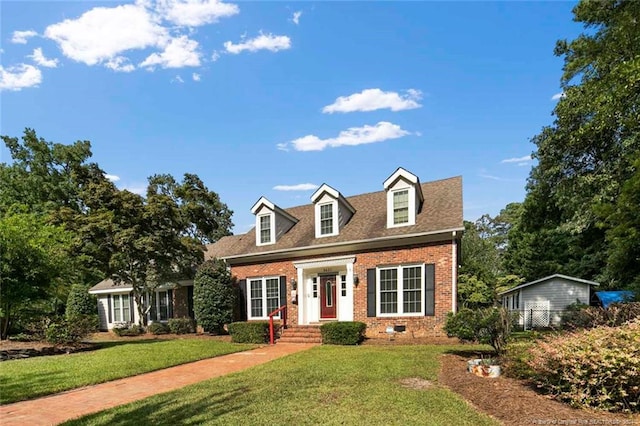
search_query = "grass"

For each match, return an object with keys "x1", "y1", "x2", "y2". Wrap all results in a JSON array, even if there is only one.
[
  {"x1": 64, "y1": 345, "x2": 498, "y2": 426},
  {"x1": 0, "y1": 339, "x2": 254, "y2": 404}
]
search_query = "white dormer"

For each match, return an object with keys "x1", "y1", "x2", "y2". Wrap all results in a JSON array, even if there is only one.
[
  {"x1": 310, "y1": 184, "x2": 355, "y2": 238},
  {"x1": 383, "y1": 167, "x2": 424, "y2": 228},
  {"x1": 251, "y1": 197, "x2": 298, "y2": 246}
]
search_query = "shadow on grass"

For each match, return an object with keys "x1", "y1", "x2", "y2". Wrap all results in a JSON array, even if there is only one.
[
  {"x1": 443, "y1": 348, "x2": 496, "y2": 358},
  {"x1": 64, "y1": 386, "x2": 251, "y2": 426},
  {"x1": 1, "y1": 370, "x2": 69, "y2": 404},
  {"x1": 92, "y1": 339, "x2": 172, "y2": 350}
]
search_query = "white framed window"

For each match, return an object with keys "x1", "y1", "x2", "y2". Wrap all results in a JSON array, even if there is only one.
[
  {"x1": 259, "y1": 214, "x2": 271, "y2": 244},
  {"x1": 146, "y1": 290, "x2": 172, "y2": 322},
  {"x1": 377, "y1": 264, "x2": 425, "y2": 316},
  {"x1": 248, "y1": 277, "x2": 281, "y2": 319},
  {"x1": 320, "y1": 203, "x2": 333, "y2": 235},
  {"x1": 113, "y1": 294, "x2": 131, "y2": 322},
  {"x1": 393, "y1": 189, "x2": 409, "y2": 225}
]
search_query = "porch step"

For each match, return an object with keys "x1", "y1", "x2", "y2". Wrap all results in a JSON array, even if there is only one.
[{"x1": 277, "y1": 325, "x2": 322, "y2": 344}]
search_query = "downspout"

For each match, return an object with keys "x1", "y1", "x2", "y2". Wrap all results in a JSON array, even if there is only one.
[{"x1": 452, "y1": 231, "x2": 458, "y2": 313}]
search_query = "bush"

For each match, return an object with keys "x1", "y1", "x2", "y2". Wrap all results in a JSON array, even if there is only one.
[
  {"x1": 194, "y1": 259, "x2": 236, "y2": 334},
  {"x1": 112, "y1": 323, "x2": 144, "y2": 337},
  {"x1": 320, "y1": 322, "x2": 366, "y2": 345},
  {"x1": 562, "y1": 302, "x2": 640, "y2": 330},
  {"x1": 148, "y1": 322, "x2": 170, "y2": 335},
  {"x1": 502, "y1": 341, "x2": 537, "y2": 379},
  {"x1": 44, "y1": 315, "x2": 99, "y2": 344},
  {"x1": 527, "y1": 319, "x2": 640, "y2": 413},
  {"x1": 168, "y1": 317, "x2": 195, "y2": 334},
  {"x1": 66, "y1": 284, "x2": 97, "y2": 320},
  {"x1": 444, "y1": 307, "x2": 516, "y2": 354},
  {"x1": 227, "y1": 321, "x2": 269, "y2": 343}
]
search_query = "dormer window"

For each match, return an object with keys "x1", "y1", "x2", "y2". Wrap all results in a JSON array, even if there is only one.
[
  {"x1": 384, "y1": 167, "x2": 424, "y2": 228},
  {"x1": 320, "y1": 204, "x2": 334, "y2": 235},
  {"x1": 393, "y1": 189, "x2": 409, "y2": 225},
  {"x1": 251, "y1": 197, "x2": 298, "y2": 247},
  {"x1": 259, "y1": 214, "x2": 272, "y2": 244},
  {"x1": 311, "y1": 184, "x2": 355, "y2": 238}
]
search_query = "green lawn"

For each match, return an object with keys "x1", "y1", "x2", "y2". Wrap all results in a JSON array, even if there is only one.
[
  {"x1": 0, "y1": 339, "x2": 254, "y2": 404},
  {"x1": 65, "y1": 345, "x2": 497, "y2": 426}
]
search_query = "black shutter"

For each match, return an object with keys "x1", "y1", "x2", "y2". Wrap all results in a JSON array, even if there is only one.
[
  {"x1": 187, "y1": 286, "x2": 194, "y2": 319},
  {"x1": 279, "y1": 276, "x2": 287, "y2": 307},
  {"x1": 238, "y1": 279, "x2": 247, "y2": 321},
  {"x1": 129, "y1": 292, "x2": 135, "y2": 322},
  {"x1": 107, "y1": 294, "x2": 112, "y2": 323},
  {"x1": 425, "y1": 264, "x2": 435, "y2": 316},
  {"x1": 367, "y1": 268, "x2": 376, "y2": 317},
  {"x1": 168, "y1": 289, "x2": 174, "y2": 318},
  {"x1": 150, "y1": 292, "x2": 157, "y2": 321}
]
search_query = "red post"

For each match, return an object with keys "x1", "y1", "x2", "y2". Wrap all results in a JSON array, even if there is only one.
[{"x1": 269, "y1": 315, "x2": 274, "y2": 345}]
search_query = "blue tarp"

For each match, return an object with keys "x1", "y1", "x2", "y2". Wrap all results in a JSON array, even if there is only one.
[{"x1": 594, "y1": 291, "x2": 635, "y2": 308}]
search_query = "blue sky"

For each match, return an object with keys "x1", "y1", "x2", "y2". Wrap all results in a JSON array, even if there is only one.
[{"x1": 1, "y1": 1, "x2": 580, "y2": 233}]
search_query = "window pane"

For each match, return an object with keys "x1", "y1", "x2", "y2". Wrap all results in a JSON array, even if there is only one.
[
  {"x1": 379, "y1": 269, "x2": 398, "y2": 314},
  {"x1": 159, "y1": 291, "x2": 169, "y2": 320},
  {"x1": 260, "y1": 215, "x2": 271, "y2": 244},
  {"x1": 266, "y1": 278, "x2": 280, "y2": 316},
  {"x1": 393, "y1": 190, "x2": 409, "y2": 224},
  {"x1": 320, "y1": 204, "x2": 333, "y2": 235},
  {"x1": 113, "y1": 295, "x2": 121, "y2": 322},
  {"x1": 122, "y1": 294, "x2": 131, "y2": 322},
  {"x1": 402, "y1": 266, "x2": 422, "y2": 313},
  {"x1": 250, "y1": 280, "x2": 263, "y2": 318}
]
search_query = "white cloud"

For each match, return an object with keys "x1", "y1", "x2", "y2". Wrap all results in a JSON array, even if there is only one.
[
  {"x1": 283, "y1": 121, "x2": 411, "y2": 152},
  {"x1": 11, "y1": 30, "x2": 38, "y2": 44},
  {"x1": 156, "y1": 0, "x2": 239, "y2": 27},
  {"x1": 0, "y1": 64, "x2": 42, "y2": 91},
  {"x1": 273, "y1": 183, "x2": 318, "y2": 191},
  {"x1": 28, "y1": 48, "x2": 59, "y2": 68},
  {"x1": 551, "y1": 92, "x2": 565, "y2": 100},
  {"x1": 105, "y1": 174, "x2": 121, "y2": 182},
  {"x1": 124, "y1": 185, "x2": 147, "y2": 195},
  {"x1": 224, "y1": 32, "x2": 291, "y2": 54},
  {"x1": 105, "y1": 56, "x2": 136, "y2": 72},
  {"x1": 192, "y1": 72, "x2": 201, "y2": 81},
  {"x1": 45, "y1": 3, "x2": 168, "y2": 66},
  {"x1": 292, "y1": 11, "x2": 302, "y2": 25},
  {"x1": 140, "y1": 36, "x2": 200, "y2": 69},
  {"x1": 211, "y1": 51, "x2": 221, "y2": 61},
  {"x1": 322, "y1": 88, "x2": 422, "y2": 113},
  {"x1": 501, "y1": 155, "x2": 531, "y2": 164},
  {"x1": 173, "y1": 74, "x2": 185, "y2": 83},
  {"x1": 276, "y1": 143, "x2": 289, "y2": 152},
  {"x1": 479, "y1": 172, "x2": 502, "y2": 181}
]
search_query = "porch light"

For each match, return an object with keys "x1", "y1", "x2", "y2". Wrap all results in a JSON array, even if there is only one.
[
  {"x1": 290, "y1": 278, "x2": 297, "y2": 290},
  {"x1": 353, "y1": 275, "x2": 359, "y2": 286}
]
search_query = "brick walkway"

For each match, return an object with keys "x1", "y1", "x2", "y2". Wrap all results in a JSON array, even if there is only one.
[{"x1": 0, "y1": 343, "x2": 317, "y2": 426}]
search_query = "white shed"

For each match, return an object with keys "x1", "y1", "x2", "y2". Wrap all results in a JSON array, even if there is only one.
[{"x1": 499, "y1": 274, "x2": 599, "y2": 329}]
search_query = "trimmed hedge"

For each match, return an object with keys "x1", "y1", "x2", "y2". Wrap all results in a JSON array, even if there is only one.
[
  {"x1": 320, "y1": 321, "x2": 366, "y2": 345},
  {"x1": 112, "y1": 323, "x2": 144, "y2": 337},
  {"x1": 148, "y1": 322, "x2": 170, "y2": 335},
  {"x1": 227, "y1": 321, "x2": 269, "y2": 343},
  {"x1": 168, "y1": 318, "x2": 196, "y2": 334},
  {"x1": 527, "y1": 319, "x2": 640, "y2": 413}
]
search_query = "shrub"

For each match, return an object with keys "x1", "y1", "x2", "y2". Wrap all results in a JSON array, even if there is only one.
[
  {"x1": 194, "y1": 259, "x2": 236, "y2": 334},
  {"x1": 112, "y1": 323, "x2": 144, "y2": 337},
  {"x1": 502, "y1": 341, "x2": 537, "y2": 379},
  {"x1": 66, "y1": 284, "x2": 97, "y2": 319},
  {"x1": 320, "y1": 322, "x2": 366, "y2": 345},
  {"x1": 562, "y1": 302, "x2": 640, "y2": 330},
  {"x1": 44, "y1": 315, "x2": 99, "y2": 344},
  {"x1": 168, "y1": 318, "x2": 195, "y2": 335},
  {"x1": 148, "y1": 322, "x2": 170, "y2": 335},
  {"x1": 444, "y1": 307, "x2": 516, "y2": 354},
  {"x1": 227, "y1": 321, "x2": 269, "y2": 343},
  {"x1": 527, "y1": 319, "x2": 640, "y2": 413}
]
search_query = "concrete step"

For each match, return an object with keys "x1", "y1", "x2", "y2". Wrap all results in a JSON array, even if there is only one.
[{"x1": 277, "y1": 336, "x2": 322, "y2": 344}]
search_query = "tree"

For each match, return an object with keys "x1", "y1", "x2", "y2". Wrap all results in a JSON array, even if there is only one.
[
  {"x1": 0, "y1": 209, "x2": 72, "y2": 339},
  {"x1": 509, "y1": 0, "x2": 640, "y2": 286},
  {"x1": 193, "y1": 259, "x2": 236, "y2": 333},
  {"x1": 107, "y1": 175, "x2": 233, "y2": 327}
]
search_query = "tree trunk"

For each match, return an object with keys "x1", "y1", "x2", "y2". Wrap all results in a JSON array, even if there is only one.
[{"x1": 134, "y1": 291, "x2": 146, "y2": 327}]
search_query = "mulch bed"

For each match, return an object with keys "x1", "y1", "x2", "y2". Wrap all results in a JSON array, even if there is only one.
[{"x1": 438, "y1": 351, "x2": 640, "y2": 425}]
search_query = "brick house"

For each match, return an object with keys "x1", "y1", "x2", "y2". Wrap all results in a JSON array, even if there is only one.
[{"x1": 206, "y1": 167, "x2": 463, "y2": 338}]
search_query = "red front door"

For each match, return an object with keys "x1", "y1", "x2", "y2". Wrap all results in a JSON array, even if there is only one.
[{"x1": 320, "y1": 276, "x2": 337, "y2": 319}]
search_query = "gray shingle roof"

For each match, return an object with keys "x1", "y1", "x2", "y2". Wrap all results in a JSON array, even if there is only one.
[{"x1": 206, "y1": 175, "x2": 462, "y2": 260}]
